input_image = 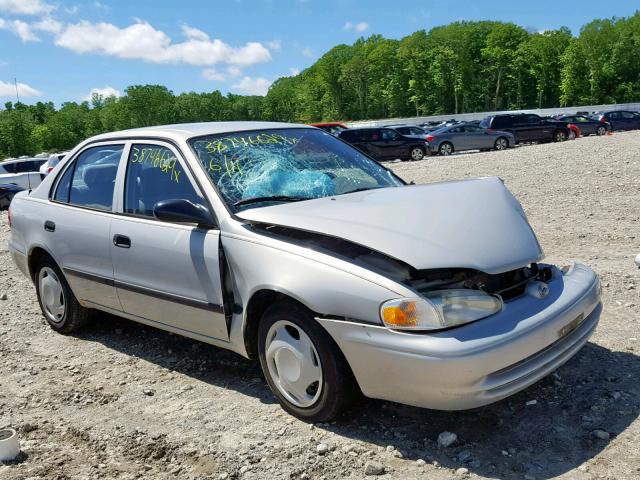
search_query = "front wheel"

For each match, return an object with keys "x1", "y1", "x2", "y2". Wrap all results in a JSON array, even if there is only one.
[
  {"x1": 35, "y1": 257, "x2": 91, "y2": 334},
  {"x1": 409, "y1": 147, "x2": 425, "y2": 161},
  {"x1": 258, "y1": 301, "x2": 358, "y2": 422},
  {"x1": 494, "y1": 137, "x2": 509, "y2": 150},
  {"x1": 438, "y1": 142, "x2": 453, "y2": 156},
  {"x1": 568, "y1": 129, "x2": 577, "y2": 140},
  {"x1": 553, "y1": 130, "x2": 567, "y2": 142}
]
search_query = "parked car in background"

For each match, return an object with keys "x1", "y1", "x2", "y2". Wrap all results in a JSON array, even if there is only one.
[
  {"x1": 591, "y1": 111, "x2": 640, "y2": 131},
  {"x1": 426, "y1": 123, "x2": 515, "y2": 155},
  {"x1": 309, "y1": 122, "x2": 348, "y2": 135},
  {"x1": 0, "y1": 183, "x2": 25, "y2": 210},
  {"x1": 338, "y1": 127, "x2": 428, "y2": 161},
  {"x1": 480, "y1": 114, "x2": 570, "y2": 144},
  {"x1": 8, "y1": 121, "x2": 602, "y2": 421},
  {"x1": 387, "y1": 125, "x2": 428, "y2": 138},
  {"x1": 39, "y1": 152, "x2": 69, "y2": 179},
  {"x1": 0, "y1": 158, "x2": 47, "y2": 190},
  {"x1": 555, "y1": 115, "x2": 610, "y2": 136}
]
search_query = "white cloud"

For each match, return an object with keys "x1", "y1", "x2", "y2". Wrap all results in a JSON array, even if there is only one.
[
  {"x1": 0, "y1": 79, "x2": 41, "y2": 98},
  {"x1": 202, "y1": 68, "x2": 225, "y2": 81},
  {"x1": 83, "y1": 86, "x2": 120, "y2": 101},
  {"x1": 302, "y1": 47, "x2": 313, "y2": 58},
  {"x1": 0, "y1": 18, "x2": 39, "y2": 41},
  {"x1": 0, "y1": 0, "x2": 54, "y2": 16},
  {"x1": 55, "y1": 20, "x2": 272, "y2": 67},
  {"x1": 0, "y1": 16, "x2": 62, "y2": 41},
  {"x1": 289, "y1": 67, "x2": 300, "y2": 76},
  {"x1": 231, "y1": 76, "x2": 271, "y2": 96},
  {"x1": 344, "y1": 21, "x2": 369, "y2": 32},
  {"x1": 226, "y1": 65, "x2": 242, "y2": 78},
  {"x1": 267, "y1": 39, "x2": 281, "y2": 51}
]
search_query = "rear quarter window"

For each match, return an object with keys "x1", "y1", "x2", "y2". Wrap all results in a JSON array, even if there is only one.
[{"x1": 492, "y1": 116, "x2": 512, "y2": 129}]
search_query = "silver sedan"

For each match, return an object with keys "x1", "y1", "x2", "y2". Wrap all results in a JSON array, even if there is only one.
[
  {"x1": 8, "y1": 122, "x2": 600, "y2": 421},
  {"x1": 427, "y1": 123, "x2": 515, "y2": 155}
]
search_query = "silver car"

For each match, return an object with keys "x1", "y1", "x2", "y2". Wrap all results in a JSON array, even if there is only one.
[
  {"x1": 8, "y1": 122, "x2": 602, "y2": 421},
  {"x1": 427, "y1": 123, "x2": 515, "y2": 156}
]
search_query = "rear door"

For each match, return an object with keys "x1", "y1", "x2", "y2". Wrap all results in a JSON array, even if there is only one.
[
  {"x1": 110, "y1": 140, "x2": 228, "y2": 341},
  {"x1": 462, "y1": 125, "x2": 491, "y2": 149},
  {"x1": 47, "y1": 143, "x2": 125, "y2": 310}
]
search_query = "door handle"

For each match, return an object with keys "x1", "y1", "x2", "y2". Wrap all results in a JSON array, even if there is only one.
[
  {"x1": 113, "y1": 234, "x2": 131, "y2": 248},
  {"x1": 44, "y1": 220, "x2": 55, "y2": 232}
]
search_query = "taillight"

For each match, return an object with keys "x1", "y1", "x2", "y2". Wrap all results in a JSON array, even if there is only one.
[
  {"x1": 487, "y1": 129, "x2": 494, "y2": 133},
  {"x1": 47, "y1": 166, "x2": 54, "y2": 174},
  {"x1": 599, "y1": 116, "x2": 606, "y2": 123},
  {"x1": 426, "y1": 135, "x2": 435, "y2": 142},
  {"x1": 7, "y1": 206, "x2": 11, "y2": 228}
]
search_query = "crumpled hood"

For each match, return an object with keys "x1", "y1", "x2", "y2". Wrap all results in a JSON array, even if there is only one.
[{"x1": 236, "y1": 177, "x2": 543, "y2": 274}]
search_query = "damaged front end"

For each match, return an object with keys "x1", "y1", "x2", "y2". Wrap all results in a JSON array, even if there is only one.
[{"x1": 251, "y1": 223, "x2": 550, "y2": 330}]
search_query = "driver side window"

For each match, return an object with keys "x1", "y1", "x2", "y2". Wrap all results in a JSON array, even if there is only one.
[{"x1": 124, "y1": 143, "x2": 205, "y2": 218}]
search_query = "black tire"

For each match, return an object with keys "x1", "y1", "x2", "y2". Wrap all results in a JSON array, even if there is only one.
[
  {"x1": 553, "y1": 130, "x2": 567, "y2": 142},
  {"x1": 34, "y1": 256, "x2": 91, "y2": 334},
  {"x1": 494, "y1": 137, "x2": 509, "y2": 150},
  {"x1": 438, "y1": 142, "x2": 454, "y2": 156},
  {"x1": 596, "y1": 126, "x2": 607, "y2": 136},
  {"x1": 257, "y1": 301, "x2": 359, "y2": 422},
  {"x1": 408, "y1": 146, "x2": 425, "y2": 161}
]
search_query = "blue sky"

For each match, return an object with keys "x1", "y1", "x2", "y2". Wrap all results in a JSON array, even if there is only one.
[{"x1": 1, "y1": 0, "x2": 639, "y2": 105}]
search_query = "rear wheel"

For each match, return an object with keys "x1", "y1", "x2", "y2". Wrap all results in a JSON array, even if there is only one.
[
  {"x1": 35, "y1": 257, "x2": 91, "y2": 334},
  {"x1": 553, "y1": 130, "x2": 567, "y2": 142},
  {"x1": 258, "y1": 301, "x2": 358, "y2": 421},
  {"x1": 494, "y1": 137, "x2": 509, "y2": 150},
  {"x1": 596, "y1": 126, "x2": 607, "y2": 136},
  {"x1": 438, "y1": 142, "x2": 453, "y2": 156},
  {"x1": 409, "y1": 147, "x2": 425, "y2": 161}
]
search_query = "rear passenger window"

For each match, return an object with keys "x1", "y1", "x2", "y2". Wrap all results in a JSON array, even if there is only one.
[
  {"x1": 492, "y1": 116, "x2": 511, "y2": 129},
  {"x1": 124, "y1": 144, "x2": 204, "y2": 218},
  {"x1": 55, "y1": 145, "x2": 123, "y2": 210}
]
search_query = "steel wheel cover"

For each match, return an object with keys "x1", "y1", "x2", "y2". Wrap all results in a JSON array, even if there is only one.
[
  {"x1": 38, "y1": 267, "x2": 65, "y2": 324},
  {"x1": 265, "y1": 320, "x2": 323, "y2": 408}
]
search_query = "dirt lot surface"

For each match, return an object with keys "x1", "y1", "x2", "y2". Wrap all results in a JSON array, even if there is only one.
[{"x1": 1, "y1": 131, "x2": 639, "y2": 480}]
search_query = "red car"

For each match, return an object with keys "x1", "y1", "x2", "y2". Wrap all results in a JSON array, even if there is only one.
[
  {"x1": 309, "y1": 122, "x2": 349, "y2": 135},
  {"x1": 567, "y1": 123, "x2": 581, "y2": 140}
]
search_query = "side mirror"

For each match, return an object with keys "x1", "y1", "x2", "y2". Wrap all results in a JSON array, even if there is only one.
[{"x1": 153, "y1": 199, "x2": 215, "y2": 228}]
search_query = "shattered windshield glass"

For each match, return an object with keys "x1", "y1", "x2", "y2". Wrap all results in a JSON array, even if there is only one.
[{"x1": 189, "y1": 128, "x2": 404, "y2": 211}]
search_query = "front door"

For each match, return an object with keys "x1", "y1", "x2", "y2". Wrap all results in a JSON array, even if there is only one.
[
  {"x1": 110, "y1": 142, "x2": 228, "y2": 341},
  {"x1": 378, "y1": 129, "x2": 406, "y2": 159}
]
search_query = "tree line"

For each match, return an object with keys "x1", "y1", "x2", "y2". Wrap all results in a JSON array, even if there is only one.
[{"x1": 2, "y1": 13, "x2": 640, "y2": 158}]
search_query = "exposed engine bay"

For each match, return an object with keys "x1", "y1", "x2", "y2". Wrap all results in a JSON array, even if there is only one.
[{"x1": 252, "y1": 223, "x2": 552, "y2": 301}]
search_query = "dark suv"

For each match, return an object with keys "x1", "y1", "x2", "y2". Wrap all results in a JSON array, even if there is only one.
[
  {"x1": 479, "y1": 114, "x2": 570, "y2": 144},
  {"x1": 338, "y1": 127, "x2": 428, "y2": 161}
]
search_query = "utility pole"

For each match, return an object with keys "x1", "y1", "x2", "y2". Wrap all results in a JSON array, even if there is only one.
[{"x1": 14, "y1": 77, "x2": 20, "y2": 103}]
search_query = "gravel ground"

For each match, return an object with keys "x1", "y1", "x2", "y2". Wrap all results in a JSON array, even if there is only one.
[{"x1": 1, "y1": 131, "x2": 639, "y2": 480}]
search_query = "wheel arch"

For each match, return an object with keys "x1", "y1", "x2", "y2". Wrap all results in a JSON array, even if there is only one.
[
  {"x1": 27, "y1": 245, "x2": 58, "y2": 282},
  {"x1": 243, "y1": 288, "x2": 319, "y2": 360}
]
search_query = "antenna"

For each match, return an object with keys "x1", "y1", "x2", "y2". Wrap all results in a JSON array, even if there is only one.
[{"x1": 14, "y1": 78, "x2": 20, "y2": 103}]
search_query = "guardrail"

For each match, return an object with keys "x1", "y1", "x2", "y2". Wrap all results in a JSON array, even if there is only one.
[{"x1": 346, "y1": 102, "x2": 640, "y2": 127}]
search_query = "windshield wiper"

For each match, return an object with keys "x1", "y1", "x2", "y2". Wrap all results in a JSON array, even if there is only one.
[
  {"x1": 341, "y1": 186, "x2": 384, "y2": 195},
  {"x1": 234, "y1": 195, "x2": 312, "y2": 207}
]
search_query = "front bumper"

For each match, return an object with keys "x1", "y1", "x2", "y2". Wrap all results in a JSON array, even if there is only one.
[{"x1": 318, "y1": 262, "x2": 601, "y2": 410}]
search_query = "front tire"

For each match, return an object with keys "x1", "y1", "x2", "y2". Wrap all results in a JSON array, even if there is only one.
[
  {"x1": 35, "y1": 257, "x2": 91, "y2": 334},
  {"x1": 438, "y1": 142, "x2": 454, "y2": 156},
  {"x1": 258, "y1": 301, "x2": 358, "y2": 422},
  {"x1": 494, "y1": 137, "x2": 509, "y2": 150},
  {"x1": 568, "y1": 129, "x2": 577, "y2": 140}
]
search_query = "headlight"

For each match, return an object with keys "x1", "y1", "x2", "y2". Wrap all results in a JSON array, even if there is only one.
[{"x1": 380, "y1": 290, "x2": 502, "y2": 331}]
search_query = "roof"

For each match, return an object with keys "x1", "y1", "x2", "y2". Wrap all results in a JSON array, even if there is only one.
[{"x1": 88, "y1": 121, "x2": 310, "y2": 143}]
